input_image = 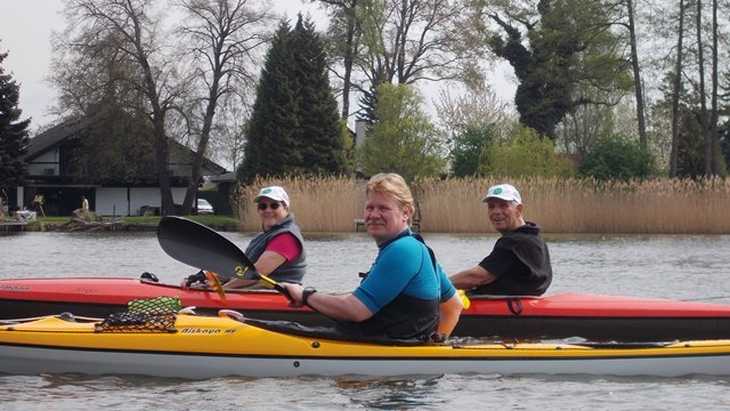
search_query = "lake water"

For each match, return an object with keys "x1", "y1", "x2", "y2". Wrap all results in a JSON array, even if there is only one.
[{"x1": 2, "y1": 231, "x2": 730, "y2": 410}]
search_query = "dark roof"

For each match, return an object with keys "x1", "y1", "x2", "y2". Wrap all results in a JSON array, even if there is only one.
[
  {"x1": 25, "y1": 117, "x2": 91, "y2": 160},
  {"x1": 168, "y1": 140, "x2": 227, "y2": 175},
  {"x1": 26, "y1": 117, "x2": 228, "y2": 175}
]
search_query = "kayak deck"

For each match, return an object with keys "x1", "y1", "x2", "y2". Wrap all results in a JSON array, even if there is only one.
[
  {"x1": 2, "y1": 314, "x2": 730, "y2": 379},
  {"x1": 4, "y1": 277, "x2": 730, "y2": 340}
]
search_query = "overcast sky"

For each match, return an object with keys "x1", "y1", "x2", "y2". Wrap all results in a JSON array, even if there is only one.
[
  {"x1": 0, "y1": 0, "x2": 330, "y2": 130},
  {"x1": 0, "y1": 0, "x2": 515, "y2": 133}
]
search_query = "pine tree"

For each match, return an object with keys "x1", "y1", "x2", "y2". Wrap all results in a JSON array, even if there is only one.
[
  {"x1": 238, "y1": 21, "x2": 298, "y2": 183},
  {"x1": 356, "y1": 82, "x2": 378, "y2": 124},
  {"x1": 238, "y1": 16, "x2": 344, "y2": 183},
  {"x1": 291, "y1": 17, "x2": 345, "y2": 175},
  {"x1": 0, "y1": 49, "x2": 31, "y2": 194},
  {"x1": 356, "y1": 67, "x2": 385, "y2": 125}
]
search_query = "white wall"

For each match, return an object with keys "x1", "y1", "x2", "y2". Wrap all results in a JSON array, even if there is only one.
[
  {"x1": 129, "y1": 188, "x2": 160, "y2": 216},
  {"x1": 171, "y1": 187, "x2": 186, "y2": 204},
  {"x1": 16, "y1": 186, "x2": 24, "y2": 208},
  {"x1": 95, "y1": 187, "x2": 128, "y2": 216},
  {"x1": 95, "y1": 187, "x2": 189, "y2": 216}
]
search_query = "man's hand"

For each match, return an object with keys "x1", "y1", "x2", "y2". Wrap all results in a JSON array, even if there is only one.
[{"x1": 280, "y1": 283, "x2": 305, "y2": 307}]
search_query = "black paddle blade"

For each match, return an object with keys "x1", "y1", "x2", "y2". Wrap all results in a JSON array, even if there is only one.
[{"x1": 157, "y1": 216, "x2": 255, "y2": 280}]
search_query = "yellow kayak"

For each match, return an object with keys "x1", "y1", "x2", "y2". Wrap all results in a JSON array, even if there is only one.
[{"x1": 2, "y1": 312, "x2": 730, "y2": 379}]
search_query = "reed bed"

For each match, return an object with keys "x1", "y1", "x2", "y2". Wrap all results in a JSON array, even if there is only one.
[
  {"x1": 238, "y1": 176, "x2": 365, "y2": 232},
  {"x1": 238, "y1": 176, "x2": 730, "y2": 234}
]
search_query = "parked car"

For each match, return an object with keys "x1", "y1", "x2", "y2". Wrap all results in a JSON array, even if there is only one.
[{"x1": 197, "y1": 198, "x2": 214, "y2": 214}]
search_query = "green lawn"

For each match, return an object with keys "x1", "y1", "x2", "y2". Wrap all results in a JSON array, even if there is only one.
[
  {"x1": 36, "y1": 216, "x2": 70, "y2": 224},
  {"x1": 36, "y1": 215, "x2": 239, "y2": 227},
  {"x1": 122, "y1": 215, "x2": 240, "y2": 226}
]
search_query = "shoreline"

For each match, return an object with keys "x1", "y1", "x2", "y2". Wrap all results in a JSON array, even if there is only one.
[{"x1": 3, "y1": 219, "x2": 240, "y2": 233}]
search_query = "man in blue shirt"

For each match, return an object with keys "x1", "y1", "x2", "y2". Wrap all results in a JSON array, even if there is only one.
[{"x1": 284, "y1": 173, "x2": 462, "y2": 342}]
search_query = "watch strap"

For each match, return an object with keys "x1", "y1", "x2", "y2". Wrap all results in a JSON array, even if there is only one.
[{"x1": 302, "y1": 287, "x2": 317, "y2": 308}]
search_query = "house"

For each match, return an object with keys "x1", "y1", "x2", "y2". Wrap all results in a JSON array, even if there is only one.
[{"x1": 11, "y1": 117, "x2": 227, "y2": 216}]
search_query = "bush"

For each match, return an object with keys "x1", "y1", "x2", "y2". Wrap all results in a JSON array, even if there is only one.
[
  {"x1": 357, "y1": 83, "x2": 446, "y2": 181},
  {"x1": 482, "y1": 126, "x2": 575, "y2": 177},
  {"x1": 579, "y1": 135, "x2": 655, "y2": 180},
  {"x1": 720, "y1": 120, "x2": 730, "y2": 169},
  {"x1": 451, "y1": 124, "x2": 497, "y2": 177}
]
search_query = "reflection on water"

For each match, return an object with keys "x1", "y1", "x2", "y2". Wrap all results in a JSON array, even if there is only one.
[
  {"x1": 2, "y1": 232, "x2": 730, "y2": 409},
  {"x1": 335, "y1": 376, "x2": 448, "y2": 409}
]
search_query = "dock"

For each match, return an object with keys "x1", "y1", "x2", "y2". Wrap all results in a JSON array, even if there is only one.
[{"x1": 0, "y1": 222, "x2": 27, "y2": 233}]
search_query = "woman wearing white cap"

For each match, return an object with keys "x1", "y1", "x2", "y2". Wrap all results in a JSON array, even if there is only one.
[
  {"x1": 221, "y1": 185, "x2": 306, "y2": 289},
  {"x1": 449, "y1": 183, "x2": 552, "y2": 296}
]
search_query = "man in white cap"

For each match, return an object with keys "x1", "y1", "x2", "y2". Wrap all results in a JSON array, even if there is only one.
[
  {"x1": 184, "y1": 185, "x2": 307, "y2": 289},
  {"x1": 449, "y1": 183, "x2": 552, "y2": 296}
]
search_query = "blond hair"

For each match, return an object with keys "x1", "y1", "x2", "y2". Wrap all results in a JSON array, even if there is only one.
[{"x1": 366, "y1": 173, "x2": 415, "y2": 214}]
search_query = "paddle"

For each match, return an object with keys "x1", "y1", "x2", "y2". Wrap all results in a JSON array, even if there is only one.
[
  {"x1": 457, "y1": 290, "x2": 471, "y2": 310},
  {"x1": 157, "y1": 216, "x2": 292, "y2": 301},
  {"x1": 204, "y1": 270, "x2": 227, "y2": 300}
]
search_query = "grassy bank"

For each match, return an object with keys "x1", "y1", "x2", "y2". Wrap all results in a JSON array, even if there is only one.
[
  {"x1": 120, "y1": 215, "x2": 239, "y2": 227},
  {"x1": 25, "y1": 215, "x2": 240, "y2": 232},
  {"x1": 239, "y1": 176, "x2": 730, "y2": 234}
]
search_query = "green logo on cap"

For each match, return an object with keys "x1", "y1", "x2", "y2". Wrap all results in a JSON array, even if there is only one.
[
  {"x1": 262, "y1": 188, "x2": 272, "y2": 194},
  {"x1": 493, "y1": 187, "x2": 503, "y2": 194}
]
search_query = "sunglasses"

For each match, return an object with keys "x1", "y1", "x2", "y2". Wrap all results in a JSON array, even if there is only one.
[{"x1": 257, "y1": 202, "x2": 282, "y2": 211}]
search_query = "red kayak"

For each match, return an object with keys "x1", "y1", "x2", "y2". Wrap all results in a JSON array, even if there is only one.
[{"x1": 3, "y1": 276, "x2": 730, "y2": 341}]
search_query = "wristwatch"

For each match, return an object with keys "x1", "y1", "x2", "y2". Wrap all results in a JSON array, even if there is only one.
[{"x1": 302, "y1": 287, "x2": 317, "y2": 308}]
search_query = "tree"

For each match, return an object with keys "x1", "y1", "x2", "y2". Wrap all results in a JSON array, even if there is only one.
[
  {"x1": 357, "y1": 83, "x2": 445, "y2": 181},
  {"x1": 207, "y1": 100, "x2": 249, "y2": 173},
  {"x1": 708, "y1": 0, "x2": 725, "y2": 176},
  {"x1": 355, "y1": 0, "x2": 485, "y2": 119},
  {"x1": 450, "y1": 125, "x2": 497, "y2": 177},
  {"x1": 555, "y1": 87, "x2": 629, "y2": 162},
  {"x1": 675, "y1": 109, "x2": 707, "y2": 178},
  {"x1": 720, "y1": 120, "x2": 730, "y2": 168},
  {"x1": 689, "y1": 0, "x2": 726, "y2": 176},
  {"x1": 313, "y1": 0, "x2": 365, "y2": 120},
  {"x1": 355, "y1": 65, "x2": 387, "y2": 124},
  {"x1": 622, "y1": 0, "x2": 647, "y2": 148},
  {"x1": 434, "y1": 82, "x2": 511, "y2": 177},
  {"x1": 238, "y1": 16, "x2": 345, "y2": 183},
  {"x1": 695, "y1": 0, "x2": 710, "y2": 175},
  {"x1": 292, "y1": 17, "x2": 347, "y2": 175},
  {"x1": 669, "y1": 0, "x2": 686, "y2": 177},
  {"x1": 578, "y1": 134, "x2": 655, "y2": 180},
  {"x1": 49, "y1": 24, "x2": 162, "y2": 184},
  {"x1": 178, "y1": 0, "x2": 273, "y2": 215},
  {"x1": 64, "y1": 102, "x2": 157, "y2": 184},
  {"x1": 483, "y1": 126, "x2": 574, "y2": 178},
  {"x1": 650, "y1": 0, "x2": 728, "y2": 177},
  {"x1": 57, "y1": 0, "x2": 182, "y2": 215},
  {"x1": 474, "y1": 0, "x2": 631, "y2": 139},
  {"x1": 238, "y1": 21, "x2": 298, "y2": 182},
  {"x1": 0, "y1": 49, "x2": 31, "y2": 195}
]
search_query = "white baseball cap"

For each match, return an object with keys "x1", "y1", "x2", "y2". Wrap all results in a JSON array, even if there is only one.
[
  {"x1": 482, "y1": 183, "x2": 522, "y2": 204},
  {"x1": 254, "y1": 186, "x2": 290, "y2": 207}
]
